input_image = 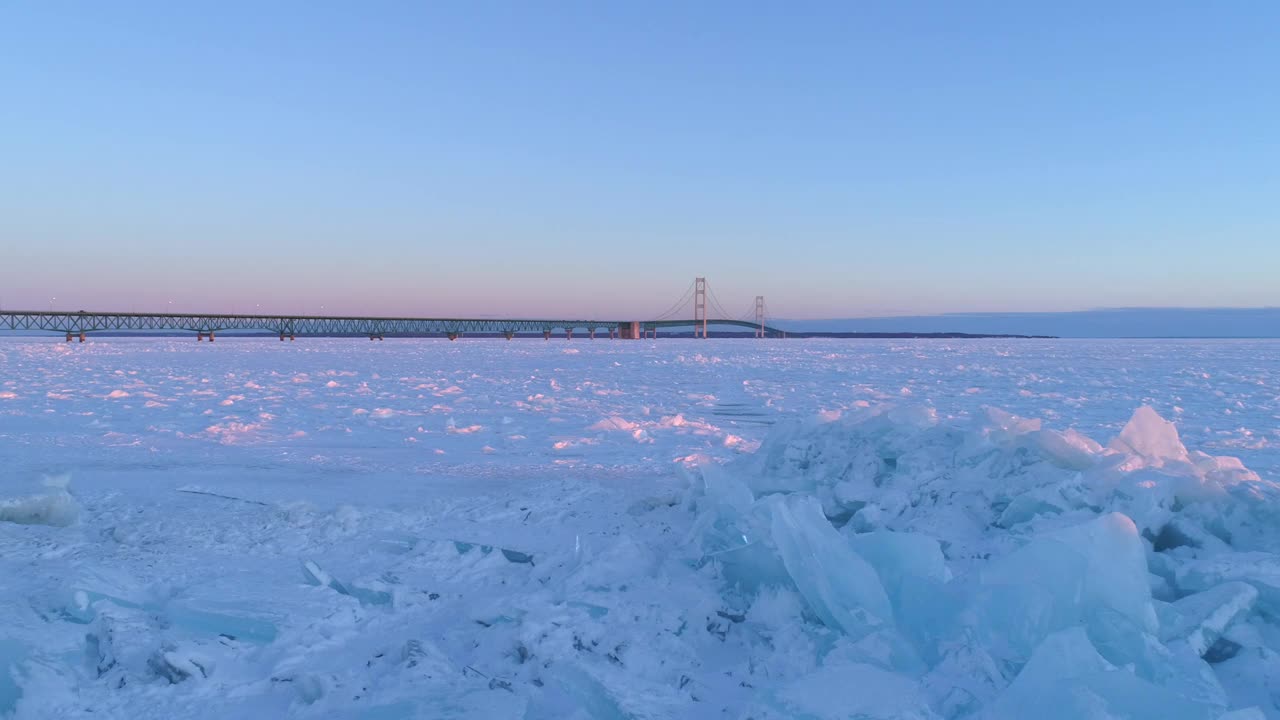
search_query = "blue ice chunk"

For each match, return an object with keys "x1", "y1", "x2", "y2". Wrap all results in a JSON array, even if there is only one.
[
  {"x1": 968, "y1": 580, "x2": 1066, "y2": 664},
  {"x1": 1160, "y1": 582, "x2": 1257, "y2": 657},
  {"x1": 996, "y1": 491, "x2": 1067, "y2": 528},
  {"x1": 302, "y1": 559, "x2": 351, "y2": 595},
  {"x1": 896, "y1": 574, "x2": 968, "y2": 666},
  {"x1": 453, "y1": 541, "x2": 489, "y2": 556},
  {"x1": 714, "y1": 541, "x2": 791, "y2": 592},
  {"x1": 500, "y1": 549, "x2": 534, "y2": 565},
  {"x1": 1218, "y1": 709, "x2": 1267, "y2": 720},
  {"x1": 686, "y1": 468, "x2": 757, "y2": 553},
  {"x1": 451, "y1": 540, "x2": 534, "y2": 565},
  {"x1": 698, "y1": 464, "x2": 755, "y2": 514},
  {"x1": 348, "y1": 584, "x2": 394, "y2": 607},
  {"x1": 1085, "y1": 607, "x2": 1227, "y2": 709},
  {"x1": 349, "y1": 701, "x2": 417, "y2": 718},
  {"x1": 524, "y1": 664, "x2": 628, "y2": 720},
  {"x1": 57, "y1": 589, "x2": 126, "y2": 624},
  {"x1": 63, "y1": 588, "x2": 280, "y2": 645},
  {"x1": 0, "y1": 637, "x2": 24, "y2": 717},
  {"x1": 164, "y1": 606, "x2": 279, "y2": 645},
  {"x1": 744, "y1": 662, "x2": 941, "y2": 720},
  {"x1": 686, "y1": 468, "x2": 790, "y2": 591},
  {"x1": 985, "y1": 627, "x2": 1219, "y2": 720},
  {"x1": 976, "y1": 513, "x2": 1157, "y2": 662},
  {"x1": 846, "y1": 530, "x2": 950, "y2": 608},
  {"x1": 371, "y1": 533, "x2": 419, "y2": 555},
  {"x1": 301, "y1": 560, "x2": 392, "y2": 607},
  {"x1": 565, "y1": 601, "x2": 609, "y2": 619},
  {"x1": 767, "y1": 494, "x2": 893, "y2": 638},
  {"x1": 1176, "y1": 552, "x2": 1280, "y2": 617}
]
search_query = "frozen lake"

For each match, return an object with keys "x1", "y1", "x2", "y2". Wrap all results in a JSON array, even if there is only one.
[
  {"x1": 4, "y1": 337, "x2": 1278, "y2": 480},
  {"x1": 2, "y1": 338, "x2": 1279, "y2": 718}
]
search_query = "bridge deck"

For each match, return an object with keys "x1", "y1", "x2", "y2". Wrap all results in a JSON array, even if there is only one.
[{"x1": 0, "y1": 311, "x2": 784, "y2": 338}]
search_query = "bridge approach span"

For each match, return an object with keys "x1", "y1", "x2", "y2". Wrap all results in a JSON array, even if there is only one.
[{"x1": 0, "y1": 311, "x2": 786, "y2": 340}]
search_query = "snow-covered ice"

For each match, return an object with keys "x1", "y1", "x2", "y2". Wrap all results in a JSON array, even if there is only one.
[{"x1": 3, "y1": 337, "x2": 1280, "y2": 719}]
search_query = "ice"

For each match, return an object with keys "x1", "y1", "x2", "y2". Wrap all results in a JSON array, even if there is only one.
[
  {"x1": 685, "y1": 465, "x2": 791, "y2": 592},
  {"x1": 1109, "y1": 405, "x2": 1191, "y2": 467},
  {"x1": 302, "y1": 558, "x2": 393, "y2": 606},
  {"x1": 744, "y1": 662, "x2": 941, "y2": 719},
  {"x1": 984, "y1": 627, "x2": 1218, "y2": 720},
  {"x1": 0, "y1": 487, "x2": 78, "y2": 527},
  {"x1": 4, "y1": 338, "x2": 1280, "y2": 717},
  {"x1": 920, "y1": 638, "x2": 1006, "y2": 717},
  {"x1": 86, "y1": 601, "x2": 165, "y2": 686},
  {"x1": 845, "y1": 530, "x2": 951, "y2": 608},
  {"x1": 994, "y1": 484, "x2": 1070, "y2": 527},
  {"x1": 149, "y1": 645, "x2": 216, "y2": 683},
  {"x1": 766, "y1": 494, "x2": 893, "y2": 638},
  {"x1": 1028, "y1": 427, "x2": 1104, "y2": 471},
  {"x1": 1215, "y1": 646, "x2": 1280, "y2": 718},
  {"x1": 1160, "y1": 582, "x2": 1258, "y2": 657},
  {"x1": 976, "y1": 513, "x2": 1157, "y2": 662},
  {"x1": 1177, "y1": 553, "x2": 1280, "y2": 615},
  {"x1": 0, "y1": 638, "x2": 23, "y2": 716},
  {"x1": 451, "y1": 539, "x2": 536, "y2": 565},
  {"x1": 705, "y1": 394, "x2": 1280, "y2": 715},
  {"x1": 524, "y1": 664, "x2": 628, "y2": 720},
  {"x1": 1219, "y1": 709, "x2": 1268, "y2": 720}
]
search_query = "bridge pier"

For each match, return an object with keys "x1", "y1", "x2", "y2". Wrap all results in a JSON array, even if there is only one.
[
  {"x1": 209, "y1": 332, "x2": 215, "y2": 342},
  {"x1": 589, "y1": 328, "x2": 596, "y2": 339},
  {"x1": 566, "y1": 329, "x2": 573, "y2": 340},
  {"x1": 504, "y1": 331, "x2": 514, "y2": 341},
  {"x1": 66, "y1": 333, "x2": 73, "y2": 342},
  {"x1": 447, "y1": 332, "x2": 459, "y2": 341},
  {"x1": 197, "y1": 333, "x2": 203, "y2": 342},
  {"x1": 79, "y1": 332, "x2": 86, "y2": 343},
  {"x1": 280, "y1": 333, "x2": 286, "y2": 341},
  {"x1": 543, "y1": 330, "x2": 551, "y2": 341}
]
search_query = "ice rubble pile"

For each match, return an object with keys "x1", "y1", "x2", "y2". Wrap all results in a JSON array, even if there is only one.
[
  {"x1": 684, "y1": 404, "x2": 1280, "y2": 719},
  {"x1": 8, "y1": 405, "x2": 1280, "y2": 719}
]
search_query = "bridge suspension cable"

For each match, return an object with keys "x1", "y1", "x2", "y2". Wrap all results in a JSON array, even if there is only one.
[
  {"x1": 704, "y1": 282, "x2": 736, "y2": 320},
  {"x1": 651, "y1": 279, "x2": 697, "y2": 321}
]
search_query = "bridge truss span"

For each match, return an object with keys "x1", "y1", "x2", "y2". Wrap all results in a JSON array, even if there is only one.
[
  {"x1": 1, "y1": 277, "x2": 785, "y2": 340},
  {"x1": 0, "y1": 311, "x2": 786, "y2": 340}
]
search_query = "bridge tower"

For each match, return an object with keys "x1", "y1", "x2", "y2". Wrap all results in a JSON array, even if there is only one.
[
  {"x1": 755, "y1": 296, "x2": 765, "y2": 338},
  {"x1": 694, "y1": 277, "x2": 708, "y2": 339}
]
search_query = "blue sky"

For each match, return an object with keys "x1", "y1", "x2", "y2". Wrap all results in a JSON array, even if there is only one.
[{"x1": 1, "y1": 1, "x2": 1277, "y2": 319}]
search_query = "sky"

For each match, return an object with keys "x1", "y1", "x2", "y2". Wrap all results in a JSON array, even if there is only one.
[{"x1": 1, "y1": 1, "x2": 1278, "y2": 321}]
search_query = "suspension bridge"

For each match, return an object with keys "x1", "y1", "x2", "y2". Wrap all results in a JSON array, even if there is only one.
[{"x1": 0, "y1": 278, "x2": 786, "y2": 341}]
